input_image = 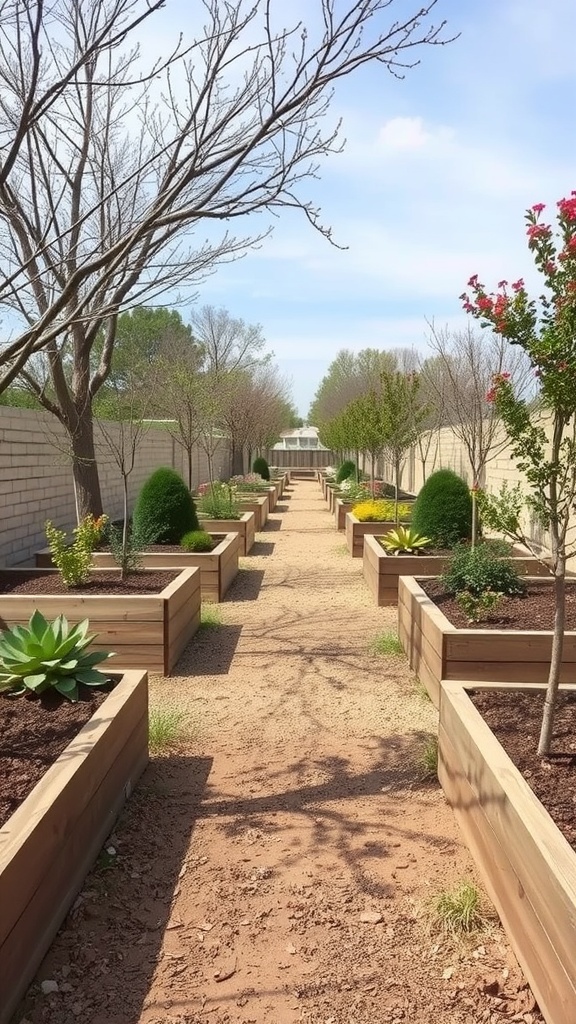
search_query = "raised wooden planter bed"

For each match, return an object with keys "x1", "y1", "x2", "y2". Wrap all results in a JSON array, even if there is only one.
[
  {"x1": 397, "y1": 575, "x2": 576, "y2": 708},
  {"x1": 0, "y1": 568, "x2": 200, "y2": 675},
  {"x1": 345, "y1": 513, "x2": 400, "y2": 558},
  {"x1": 334, "y1": 497, "x2": 354, "y2": 530},
  {"x1": 237, "y1": 494, "x2": 269, "y2": 530},
  {"x1": 37, "y1": 533, "x2": 239, "y2": 603},
  {"x1": 364, "y1": 536, "x2": 549, "y2": 607},
  {"x1": 439, "y1": 680, "x2": 576, "y2": 1024},
  {"x1": 199, "y1": 510, "x2": 255, "y2": 555},
  {"x1": 0, "y1": 669, "x2": 148, "y2": 1024}
]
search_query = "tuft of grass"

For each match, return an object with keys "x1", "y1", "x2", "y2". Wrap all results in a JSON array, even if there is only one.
[
  {"x1": 418, "y1": 734, "x2": 439, "y2": 776},
  {"x1": 430, "y1": 881, "x2": 488, "y2": 935},
  {"x1": 334, "y1": 543, "x2": 349, "y2": 557},
  {"x1": 200, "y1": 603, "x2": 222, "y2": 627},
  {"x1": 369, "y1": 630, "x2": 405, "y2": 657},
  {"x1": 414, "y1": 677, "x2": 432, "y2": 703},
  {"x1": 148, "y1": 706, "x2": 188, "y2": 753}
]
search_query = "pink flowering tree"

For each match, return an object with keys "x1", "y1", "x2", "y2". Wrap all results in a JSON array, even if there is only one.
[{"x1": 460, "y1": 193, "x2": 576, "y2": 756}]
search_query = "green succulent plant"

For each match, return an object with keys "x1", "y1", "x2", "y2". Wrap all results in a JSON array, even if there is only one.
[
  {"x1": 0, "y1": 611, "x2": 114, "y2": 702},
  {"x1": 381, "y1": 526, "x2": 432, "y2": 553}
]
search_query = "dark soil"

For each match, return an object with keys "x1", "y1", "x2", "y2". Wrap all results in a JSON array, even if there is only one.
[
  {"x1": 0, "y1": 684, "x2": 113, "y2": 828},
  {"x1": 421, "y1": 579, "x2": 576, "y2": 630},
  {"x1": 0, "y1": 569, "x2": 181, "y2": 596},
  {"x1": 470, "y1": 689, "x2": 576, "y2": 851},
  {"x1": 99, "y1": 541, "x2": 218, "y2": 554}
]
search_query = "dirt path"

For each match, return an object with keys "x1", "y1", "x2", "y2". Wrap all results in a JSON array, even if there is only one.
[{"x1": 19, "y1": 481, "x2": 541, "y2": 1024}]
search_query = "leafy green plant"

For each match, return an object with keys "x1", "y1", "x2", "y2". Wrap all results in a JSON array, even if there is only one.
[
  {"x1": 108, "y1": 522, "x2": 142, "y2": 576},
  {"x1": 181, "y1": 530, "x2": 214, "y2": 552},
  {"x1": 0, "y1": 611, "x2": 114, "y2": 701},
  {"x1": 441, "y1": 543, "x2": 525, "y2": 597},
  {"x1": 411, "y1": 469, "x2": 472, "y2": 548},
  {"x1": 336, "y1": 459, "x2": 357, "y2": 483},
  {"x1": 369, "y1": 630, "x2": 405, "y2": 656},
  {"x1": 352, "y1": 499, "x2": 412, "y2": 522},
  {"x1": 133, "y1": 467, "x2": 199, "y2": 544},
  {"x1": 252, "y1": 456, "x2": 270, "y2": 480},
  {"x1": 381, "y1": 526, "x2": 432, "y2": 553},
  {"x1": 430, "y1": 881, "x2": 488, "y2": 935},
  {"x1": 197, "y1": 481, "x2": 242, "y2": 520},
  {"x1": 455, "y1": 589, "x2": 503, "y2": 623},
  {"x1": 149, "y1": 706, "x2": 188, "y2": 753},
  {"x1": 45, "y1": 514, "x2": 108, "y2": 587}
]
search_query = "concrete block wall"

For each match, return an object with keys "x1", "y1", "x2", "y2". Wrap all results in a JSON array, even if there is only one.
[
  {"x1": 0, "y1": 407, "x2": 231, "y2": 566},
  {"x1": 379, "y1": 413, "x2": 576, "y2": 569}
]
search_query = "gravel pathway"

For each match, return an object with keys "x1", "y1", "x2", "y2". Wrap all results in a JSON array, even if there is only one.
[{"x1": 18, "y1": 480, "x2": 541, "y2": 1024}]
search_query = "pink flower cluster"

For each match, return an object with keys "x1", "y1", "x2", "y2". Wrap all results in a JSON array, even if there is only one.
[{"x1": 485, "y1": 372, "x2": 510, "y2": 403}]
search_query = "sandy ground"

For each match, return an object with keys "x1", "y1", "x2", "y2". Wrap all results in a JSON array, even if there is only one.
[{"x1": 18, "y1": 480, "x2": 541, "y2": 1024}]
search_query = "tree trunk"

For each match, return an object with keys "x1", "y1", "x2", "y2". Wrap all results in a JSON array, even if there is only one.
[
  {"x1": 538, "y1": 566, "x2": 566, "y2": 756},
  {"x1": 70, "y1": 413, "x2": 103, "y2": 519},
  {"x1": 231, "y1": 442, "x2": 244, "y2": 476},
  {"x1": 186, "y1": 446, "x2": 193, "y2": 490}
]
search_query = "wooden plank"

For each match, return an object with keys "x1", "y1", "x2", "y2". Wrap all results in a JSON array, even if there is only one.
[
  {"x1": 438, "y1": 698, "x2": 576, "y2": 1024},
  {"x1": 446, "y1": 631, "x2": 576, "y2": 664},
  {"x1": 0, "y1": 674, "x2": 148, "y2": 1024},
  {"x1": 441, "y1": 688, "x2": 576, "y2": 980}
]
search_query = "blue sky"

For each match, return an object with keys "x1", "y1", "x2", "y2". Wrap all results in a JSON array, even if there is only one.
[{"x1": 178, "y1": 0, "x2": 576, "y2": 416}]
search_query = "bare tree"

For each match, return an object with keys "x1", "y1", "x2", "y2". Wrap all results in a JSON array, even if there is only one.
[
  {"x1": 424, "y1": 322, "x2": 534, "y2": 486},
  {"x1": 0, "y1": 0, "x2": 451, "y2": 516}
]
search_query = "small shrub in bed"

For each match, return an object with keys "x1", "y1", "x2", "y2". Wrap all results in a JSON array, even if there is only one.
[
  {"x1": 441, "y1": 542, "x2": 526, "y2": 597},
  {"x1": 133, "y1": 467, "x2": 199, "y2": 544},
  {"x1": 351, "y1": 499, "x2": 412, "y2": 522},
  {"x1": 252, "y1": 456, "x2": 270, "y2": 480},
  {"x1": 411, "y1": 469, "x2": 472, "y2": 548},
  {"x1": 336, "y1": 459, "x2": 356, "y2": 483},
  {"x1": 180, "y1": 530, "x2": 215, "y2": 552}
]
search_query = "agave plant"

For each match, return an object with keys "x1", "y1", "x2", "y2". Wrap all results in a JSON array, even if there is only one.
[
  {"x1": 381, "y1": 526, "x2": 432, "y2": 554},
  {"x1": 0, "y1": 611, "x2": 114, "y2": 702}
]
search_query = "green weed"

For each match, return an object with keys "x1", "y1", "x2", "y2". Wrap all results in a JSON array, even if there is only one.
[
  {"x1": 369, "y1": 630, "x2": 404, "y2": 657},
  {"x1": 148, "y1": 706, "x2": 188, "y2": 753},
  {"x1": 430, "y1": 881, "x2": 488, "y2": 935}
]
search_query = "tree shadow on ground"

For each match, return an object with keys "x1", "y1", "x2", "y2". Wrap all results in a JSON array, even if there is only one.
[
  {"x1": 274, "y1": 503, "x2": 289, "y2": 512},
  {"x1": 17, "y1": 753, "x2": 213, "y2": 1024},
  {"x1": 199, "y1": 733, "x2": 450, "y2": 897}
]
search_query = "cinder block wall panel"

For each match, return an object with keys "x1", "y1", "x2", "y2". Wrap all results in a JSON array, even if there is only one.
[{"x1": 0, "y1": 408, "x2": 230, "y2": 566}]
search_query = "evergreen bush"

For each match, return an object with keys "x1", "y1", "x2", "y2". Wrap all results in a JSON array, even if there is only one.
[
  {"x1": 411, "y1": 469, "x2": 472, "y2": 548},
  {"x1": 252, "y1": 456, "x2": 270, "y2": 480},
  {"x1": 336, "y1": 459, "x2": 356, "y2": 483},
  {"x1": 132, "y1": 467, "x2": 199, "y2": 544}
]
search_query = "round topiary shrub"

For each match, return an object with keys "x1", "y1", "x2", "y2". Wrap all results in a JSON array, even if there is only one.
[
  {"x1": 180, "y1": 530, "x2": 215, "y2": 552},
  {"x1": 411, "y1": 469, "x2": 472, "y2": 548},
  {"x1": 252, "y1": 456, "x2": 270, "y2": 481},
  {"x1": 133, "y1": 467, "x2": 199, "y2": 544},
  {"x1": 336, "y1": 459, "x2": 356, "y2": 484}
]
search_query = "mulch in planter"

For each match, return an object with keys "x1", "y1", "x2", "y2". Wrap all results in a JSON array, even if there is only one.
[
  {"x1": 470, "y1": 689, "x2": 576, "y2": 852},
  {"x1": 0, "y1": 684, "x2": 113, "y2": 828},
  {"x1": 421, "y1": 579, "x2": 576, "y2": 631},
  {"x1": 0, "y1": 569, "x2": 181, "y2": 596},
  {"x1": 99, "y1": 542, "x2": 218, "y2": 555}
]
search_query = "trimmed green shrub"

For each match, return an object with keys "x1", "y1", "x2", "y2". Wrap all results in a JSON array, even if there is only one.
[
  {"x1": 336, "y1": 459, "x2": 356, "y2": 483},
  {"x1": 252, "y1": 456, "x2": 270, "y2": 481},
  {"x1": 181, "y1": 530, "x2": 215, "y2": 552},
  {"x1": 411, "y1": 469, "x2": 472, "y2": 548},
  {"x1": 441, "y1": 542, "x2": 526, "y2": 597},
  {"x1": 133, "y1": 467, "x2": 199, "y2": 544}
]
